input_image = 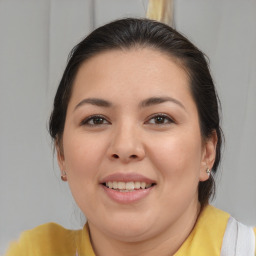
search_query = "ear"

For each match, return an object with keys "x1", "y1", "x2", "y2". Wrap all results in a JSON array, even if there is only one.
[
  {"x1": 199, "y1": 131, "x2": 218, "y2": 182},
  {"x1": 55, "y1": 140, "x2": 66, "y2": 174}
]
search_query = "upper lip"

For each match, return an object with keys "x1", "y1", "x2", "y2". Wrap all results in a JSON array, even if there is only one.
[{"x1": 99, "y1": 173, "x2": 156, "y2": 184}]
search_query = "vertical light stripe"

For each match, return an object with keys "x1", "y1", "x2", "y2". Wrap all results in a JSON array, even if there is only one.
[
  {"x1": 220, "y1": 216, "x2": 255, "y2": 256},
  {"x1": 89, "y1": 0, "x2": 95, "y2": 29},
  {"x1": 146, "y1": 0, "x2": 174, "y2": 26}
]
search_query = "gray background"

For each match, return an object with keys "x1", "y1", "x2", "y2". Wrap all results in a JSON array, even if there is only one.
[{"x1": 1, "y1": 0, "x2": 255, "y2": 254}]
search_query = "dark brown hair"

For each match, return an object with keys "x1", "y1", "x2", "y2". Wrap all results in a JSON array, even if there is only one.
[{"x1": 49, "y1": 18, "x2": 222, "y2": 207}]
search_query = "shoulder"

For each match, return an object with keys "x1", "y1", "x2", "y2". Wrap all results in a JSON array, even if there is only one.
[
  {"x1": 16, "y1": 222, "x2": 78, "y2": 244},
  {"x1": 27, "y1": 222, "x2": 76, "y2": 238},
  {"x1": 200, "y1": 206, "x2": 256, "y2": 256},
  {"x1": 5, "y1": 223, "x2": 82, "y2": 256},
  {"x1": 175, "y1": 205, "x2": 230, "y2": 256},
  {"x1": 197, "y1": 204, "x2": 231, "y2": 232}
]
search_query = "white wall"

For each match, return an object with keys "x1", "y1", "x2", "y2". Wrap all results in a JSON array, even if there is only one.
[{"x1": 1, "y1": 0, "x2": 255, "y2": 254}]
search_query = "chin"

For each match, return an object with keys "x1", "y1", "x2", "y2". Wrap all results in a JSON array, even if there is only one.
[
  {"x1": 100, "y1": 215, "x2": 155, "y2": 242},
  {"x1": 108, "y1": 227, "x2": 152, "y2": 243}
]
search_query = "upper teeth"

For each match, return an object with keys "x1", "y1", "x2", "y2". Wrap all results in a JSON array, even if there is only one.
[{"x1": 105, "y1": 181, "x2": 152, "y2": 190}]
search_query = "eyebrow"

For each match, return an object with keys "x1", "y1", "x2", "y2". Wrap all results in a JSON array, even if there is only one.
[
  {"x1": 74, "y1": 96, "x2": 185, "y2": 111},
  {"x1": 74, "y1": 98, "x2": 112, "y2": 111},
  {"x1": 139, "y1": 96, "x2": 186, "y2": 110}
]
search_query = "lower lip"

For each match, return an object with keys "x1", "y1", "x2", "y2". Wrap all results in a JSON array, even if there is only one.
[{"x1": 101, "y1": 185, "x2": 154, "y2": 204}]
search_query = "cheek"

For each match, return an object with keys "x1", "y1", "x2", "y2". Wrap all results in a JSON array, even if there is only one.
[
  {"x1": 61, "y1": 131, "x2": 109, "y2": 195},
  {"x1": 148, "y1": 129, "x2": 203, "y2": 184},
  {"x1": 150, "y1": 133, "x2": 202, "y2": 214},
  {"x1": 62, "y1": 132, "x2": 106, "y2": 213},
  {"x1": 63, "y1": 132, "x2": 103, "y2": 171}
]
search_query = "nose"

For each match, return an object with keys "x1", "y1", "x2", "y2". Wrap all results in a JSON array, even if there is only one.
[{"x1": 107, "y1": 124, "x2": 146, "y2": 163}]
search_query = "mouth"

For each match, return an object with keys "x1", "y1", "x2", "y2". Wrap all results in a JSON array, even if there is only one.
[
  {"x1": 100, "y1": 173, "x2": 156, "y2": 203},
  {"x1": 102, "y1": 181, "x2": 156, "y2": 192}
]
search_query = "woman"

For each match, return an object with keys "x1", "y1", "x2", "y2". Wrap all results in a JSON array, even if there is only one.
[{"x1": 6, "y1": 18, "x2": 255, "y2": 256}]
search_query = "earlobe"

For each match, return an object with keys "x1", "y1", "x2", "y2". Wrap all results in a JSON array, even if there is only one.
[
  {"x1": 56, "y1": 144, "x2": 68, "y2": 181},
  {"x1": 199, "y1": 131, "x2": 218, "y2": 181},
  {"x1": 56, "y1": 141, "x2": 66, "y2": 172}
]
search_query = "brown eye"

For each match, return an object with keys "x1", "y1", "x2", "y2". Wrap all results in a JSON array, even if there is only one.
[
  {"x1": 155, "y1": 116, "x2": 166, "y2": 124},
  {"x1": 81, "y1": 115, "x2": 110, "y2": 126},
  {"x1": 146, "y1": 114, "x2": 174, "y2": 125},
  {"x1": 91, "y1": 117, "x2": 104, "y2": 124}
]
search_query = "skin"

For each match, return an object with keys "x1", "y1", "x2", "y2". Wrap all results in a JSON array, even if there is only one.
[{"x1": 57, "y1": 48, "x2": 217, "y2": 256}]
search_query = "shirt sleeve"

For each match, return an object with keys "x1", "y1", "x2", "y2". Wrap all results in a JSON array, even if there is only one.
[
  {"x1": 4, "y1": 231, "x2": 31, "y2": 256},
  {"x1": 4, "y1": 223, "x2": 78, "y2": 256}
]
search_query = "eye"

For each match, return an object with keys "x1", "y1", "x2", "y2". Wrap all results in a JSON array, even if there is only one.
[
  {"x1": 80, "y1": 115, "x2": 110, "y2": 126},
  {"x1": 146, "y1": 114, "x2": 174, "y2": 125}
]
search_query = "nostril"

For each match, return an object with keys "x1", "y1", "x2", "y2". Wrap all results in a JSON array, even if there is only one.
[{"x1": 111, "y1": 154, "x2": 139, "y2": 160}]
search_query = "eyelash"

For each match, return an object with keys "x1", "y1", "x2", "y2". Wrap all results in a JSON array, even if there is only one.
[
  {"x1": 80, "y1": 113, "x2": 174, "y2": 127},
  {"x1": 80, "y1": 115, "x2": 110, "y2": 127},
  {"x1": 146, "y1": 113, "x2": 175, "y2": 125}
]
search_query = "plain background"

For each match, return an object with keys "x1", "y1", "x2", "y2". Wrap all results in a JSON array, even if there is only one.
[{"x1": 0, "y1": 0, "x2": 256, "y2": 254}]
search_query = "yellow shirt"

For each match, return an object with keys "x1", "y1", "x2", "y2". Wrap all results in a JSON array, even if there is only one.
[{"x1": 5, "y1": 205, "x2": 256, "y2": 256}]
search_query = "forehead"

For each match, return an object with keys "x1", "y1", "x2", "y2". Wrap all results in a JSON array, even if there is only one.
[{"x1": 69, "y1": 48, "x2": 190, "y2": 107}]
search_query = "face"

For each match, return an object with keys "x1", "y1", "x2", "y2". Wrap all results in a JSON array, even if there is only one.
[{"x1": 57, "y1": 48, "x2": 216, "y2": 242}]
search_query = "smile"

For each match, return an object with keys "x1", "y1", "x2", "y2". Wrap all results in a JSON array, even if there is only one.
[
  {"x1": 104, "y1": 181, "x2": 155, "y2": 192},
  {"x1": 100, "y1": 173, "x2": 156, "y2": 203}
]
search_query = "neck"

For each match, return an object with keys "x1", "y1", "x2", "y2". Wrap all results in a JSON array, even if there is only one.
[{"x1": 88, "y1": 201, "x2": 201, "y2": 256}]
